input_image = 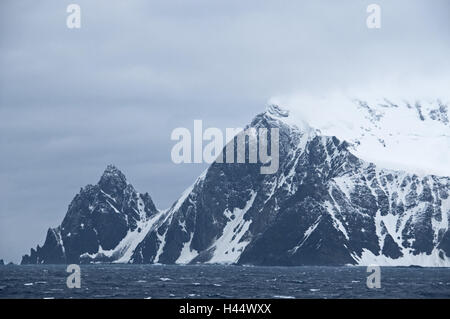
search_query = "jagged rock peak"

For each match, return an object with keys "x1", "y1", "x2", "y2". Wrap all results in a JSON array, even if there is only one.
[
  {"x1": 250, "y1": 104, "x2": 293, "y2": 129},
  {"x1": 101, "y1": 164, "x2": 126, "y2": 180},
  {"x1": 266, "y1": 104, "x2": 289, "y2": 118},
  {"x1": 98, "y1": 164, "x2": 128, "y2": 194}
]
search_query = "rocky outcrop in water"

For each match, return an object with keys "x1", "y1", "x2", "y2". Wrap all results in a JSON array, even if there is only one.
[{"x1": 21, "y1": 165, "x2": 159, "y2": 264}]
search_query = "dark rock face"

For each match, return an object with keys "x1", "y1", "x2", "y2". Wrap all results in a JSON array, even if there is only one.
[
  {"x1": 0, "y1": 259, "x2": 4, "y2": 266},
  {"x1": 132, "y1": 106, "x2": 450, "y2": 266},
  {"x1": 22, "y1": 106, "x2": 450, "y2": 266},
  {"x1": 21, "y1": 165, "x2": 159, "y2": 264}
]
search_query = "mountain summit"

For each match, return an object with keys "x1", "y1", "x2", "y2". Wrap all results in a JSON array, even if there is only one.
[
  {"x1": 98, "y1": 164, "x2": 128, "y2": 195},
  {"x1": 21, "y1": 165, "x2": 159, "y2": 264},
  {"x1": 266, "y1": 104, "x2": 289, "y2": 118},
  {"x1": 22, "y1": 104, "x2": 450, "y2": 266},
  {"x1": 276, "y1": 97, "x2": 450, "y2": 176}
]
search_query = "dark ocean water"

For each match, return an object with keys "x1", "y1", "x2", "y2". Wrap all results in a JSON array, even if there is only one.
[{"x1": 0, "y1": 264, "x2": 449, "y2": 299}]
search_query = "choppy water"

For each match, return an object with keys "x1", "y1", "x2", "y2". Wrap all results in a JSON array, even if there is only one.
[{"x1": 0, "y1": 264, "x2": 449, "y2": 299}]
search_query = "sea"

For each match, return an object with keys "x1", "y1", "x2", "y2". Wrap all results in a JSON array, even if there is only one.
[{"x1": 0, "y1": 264, "x2": 449, "y2": 299}]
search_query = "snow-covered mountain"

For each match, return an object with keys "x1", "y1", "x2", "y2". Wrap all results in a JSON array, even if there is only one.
[
  {"x1": 273, "y1": 96, "x2": 450, "y2": 176},
  {"x1": 21, "y1": 103, "x2": 450, "y2": 266},
  {"x1": 21, "y1": 165, "x2": 161, "y2": 264}
]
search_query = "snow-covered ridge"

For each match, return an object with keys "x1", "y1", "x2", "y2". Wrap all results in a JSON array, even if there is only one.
[
  {"x1": 270, "y1": 97, "x2": 450, "y2": 177},
  {"x1": 22, "y1": 103, "x2": 450, "y2": 267}
]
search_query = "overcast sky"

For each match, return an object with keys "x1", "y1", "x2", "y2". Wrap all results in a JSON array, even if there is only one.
[{"x1": 1, "y1": 0, "x2": 449, "y2": 263}]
